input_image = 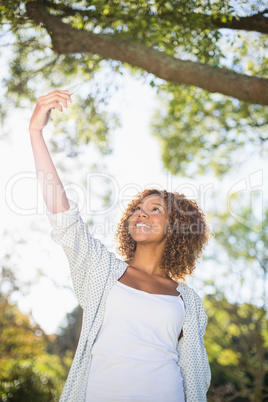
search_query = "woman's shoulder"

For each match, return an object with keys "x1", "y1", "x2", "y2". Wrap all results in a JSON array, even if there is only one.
[{"x1": 176, "y1": 281, "x2": 201, "y2": 300}]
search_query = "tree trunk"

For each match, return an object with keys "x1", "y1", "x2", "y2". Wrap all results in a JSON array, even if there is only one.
[{"x1": 26, "y1": 2, "x2": 268, "y2": 105}]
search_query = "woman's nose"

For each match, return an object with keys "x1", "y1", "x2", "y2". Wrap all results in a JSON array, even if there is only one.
[{"x1": 138, "y1": 209, "x2": 148, "y2": 218}]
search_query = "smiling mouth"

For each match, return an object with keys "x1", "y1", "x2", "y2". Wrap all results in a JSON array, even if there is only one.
[{"x1": 135, "y1": 223, "x2": 151, "y2": 229}]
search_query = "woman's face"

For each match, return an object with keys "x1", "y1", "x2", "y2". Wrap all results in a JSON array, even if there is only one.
[{"x1": 128, "y1": 194, "x2": 169, "y2": 245}]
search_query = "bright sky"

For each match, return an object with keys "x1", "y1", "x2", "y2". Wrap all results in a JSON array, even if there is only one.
[{"x1": 1, "y1": 67, "x2": 267, "y2": 333}]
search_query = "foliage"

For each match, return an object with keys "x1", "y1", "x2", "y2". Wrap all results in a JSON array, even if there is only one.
[
  {"x1": 0, "y1": 0, "x2": 267, "y2": 176},
  {"x1": 0, "y1": 295, "x2": 67, "y2": 401},
  {"x1": 212, "y1": 206, "x2": 268, "y2": 306},
  {"x1": 205, "y1": 293, "x2": 268, "y2": 401},
  {"x1": 215, "y1": 208, "x2": 267, "y2": 267},
  {"x1": 152, "y1": 84, "x2": 268, "y2": 176}
]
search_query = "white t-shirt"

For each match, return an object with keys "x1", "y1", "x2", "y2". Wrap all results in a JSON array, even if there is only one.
[{"x1": 86, "y1": 280, "x2": 185, "y2": 401}]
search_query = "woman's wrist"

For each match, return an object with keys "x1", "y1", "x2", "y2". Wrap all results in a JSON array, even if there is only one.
[{"x1": 29, "y1": 128, "x2": 44, "y2": 137}]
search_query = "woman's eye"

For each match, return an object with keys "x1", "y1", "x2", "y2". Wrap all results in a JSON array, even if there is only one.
[
  {"x1": 135, "y1": 206, "x2": 141, "y2": 211},
  {"x1": 153, "y1": 207, "x2": 160, "y2": 212}
]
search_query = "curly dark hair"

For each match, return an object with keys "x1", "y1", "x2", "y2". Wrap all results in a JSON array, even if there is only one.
[{"x1": 115, "y1": 189, "x2": 211, "y2": 281}]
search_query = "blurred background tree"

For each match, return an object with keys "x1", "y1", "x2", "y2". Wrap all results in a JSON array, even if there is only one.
[
  {"x1": 0, "y1": 295, "x2": 67, "y2": 401},
  {"x1": 0, "y1": 264, "x2": 68, "y2": 401},
  {"x1": 213, "y1": 207, "x2": 268, "y2": 306},
  {"x1": 205, "y1": 293, "x2": 268, "y2": 401}
]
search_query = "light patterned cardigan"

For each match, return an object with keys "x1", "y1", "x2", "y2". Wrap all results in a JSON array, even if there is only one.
[{"x1": 48, "y1": 200, "x2": 211, "y2": 402}]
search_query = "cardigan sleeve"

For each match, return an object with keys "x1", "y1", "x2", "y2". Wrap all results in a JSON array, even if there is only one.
[
  {"x1": 177, "y1": 285, "x2": 211, "y2": 401},
  {"x1": 47, "y1": 199, "x2": 118, "y2": 309},
  {"x1": 194, "y1": 291, "x2": 211, "y2": 392}
]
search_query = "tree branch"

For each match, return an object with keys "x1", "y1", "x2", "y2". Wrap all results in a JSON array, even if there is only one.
[
  {"x1": 210, "y1": 10, "x2": 268, "y2": 35},
  {"x1": 26, "y1": 1, "x2": 268, "y2": 105}
]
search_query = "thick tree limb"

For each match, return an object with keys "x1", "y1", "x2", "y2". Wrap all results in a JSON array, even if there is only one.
[
  {"x1": 210, "y1": 10, "x2": 268, "y2": 35},
  {"x1": 26, "y1": 2, "x2": 268, "y2": 105}
]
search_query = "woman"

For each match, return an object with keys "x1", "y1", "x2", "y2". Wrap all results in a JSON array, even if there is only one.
[{"x1": 29, "y1": 90, "x2": 211, "y2": 402}]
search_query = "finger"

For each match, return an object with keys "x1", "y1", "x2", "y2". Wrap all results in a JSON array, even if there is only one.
[
  {"x1": 38, "y1": 91, "x2": 72, "y2": 105},
  {"x1": 39, "y1": 101, "x2": 63, "y2": 113},
  {"x1": 49, "y1": 101, "x2": 64, "y2": 112},
  {"x1": 39, "y1": 95, "x2": 70, "y2": 109},
  {"x1": 49, "y1": 89, "x2": 72, "y2": 102},
  {"x1": 40, "y1": 92, "x2": 72, "y2": 103}
]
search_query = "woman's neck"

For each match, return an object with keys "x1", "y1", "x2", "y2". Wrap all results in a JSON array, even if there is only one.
[{"x1": 128, "y1": 243, "x2": 167, "y2": 277}]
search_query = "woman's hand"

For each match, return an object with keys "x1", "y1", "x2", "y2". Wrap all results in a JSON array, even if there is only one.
[{"x1": 29, "y1": 90, "x2": 72, "y2": 134}]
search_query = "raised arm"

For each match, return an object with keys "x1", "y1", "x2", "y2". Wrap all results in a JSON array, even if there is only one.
[{"x1": 29, "y1": 90, "x2": 72, "y2": 214}]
